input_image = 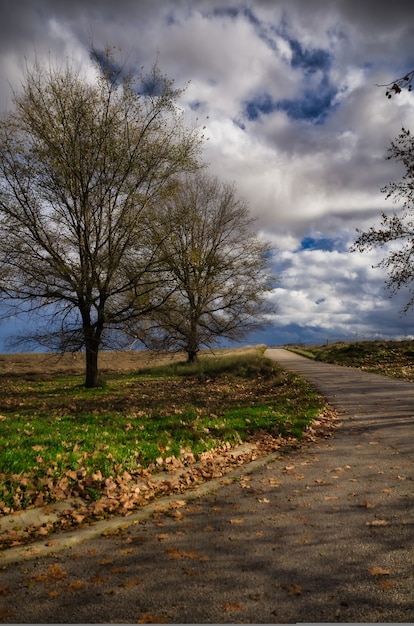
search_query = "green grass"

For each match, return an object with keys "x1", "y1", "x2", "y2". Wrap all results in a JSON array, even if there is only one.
[
  {"x1": 0, "y1": 349, "x2": 324, "y2": 512},
  {"x1": 286, "y1": 339, "x2": 414, "y2": 382}
]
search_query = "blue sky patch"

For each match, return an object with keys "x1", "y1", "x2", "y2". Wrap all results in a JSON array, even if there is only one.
[
  {"x1": 244, "y1": 93, "x2": 278, "y2": 121},
  {"x1": 289, "y1": 38, "x2": 332, "y2": 74},
  {"x1": 299, "y1": 237, "x2": 339, "y2": 252}
]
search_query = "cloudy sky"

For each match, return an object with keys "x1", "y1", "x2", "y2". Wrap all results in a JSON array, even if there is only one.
[{"x1": 1, "y1": 0, "x2": 414, "y2": 350}]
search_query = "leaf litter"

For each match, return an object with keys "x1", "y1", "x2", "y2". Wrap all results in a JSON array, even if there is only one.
[{"x1": 0, "y1": 406, "x2": 337, "y2": 549}]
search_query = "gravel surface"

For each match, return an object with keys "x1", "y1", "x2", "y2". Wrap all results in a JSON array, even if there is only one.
[{"x1": 0, "y1": 348, "x2": 413, "y2": 623}]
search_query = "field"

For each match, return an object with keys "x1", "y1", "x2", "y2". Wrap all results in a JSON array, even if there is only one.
[
  {"x1": 0, "y1": 346, "x2": 328, "y2": 546},
  {"x1": 286, "y1": 339, "x2": 414, "y2": 382}
]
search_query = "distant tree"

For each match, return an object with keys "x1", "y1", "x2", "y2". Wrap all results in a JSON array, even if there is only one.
[
  {"x1": 353, "y1": 127, "x2": 414, "y2": 311},
  {"x1": 127, "y1": 172, "x2": 276, "y2": 362},
  {"x1": 0, "y1": 51, "x2": 201, "y2": 386}
]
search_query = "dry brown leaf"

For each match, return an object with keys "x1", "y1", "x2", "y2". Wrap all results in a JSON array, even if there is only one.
[
  {"x1": 369, "y1": 566, "x2": 390, "y2": 576},
  {"x1": 47, "y1": 564, "x2": 67, "y2": 580},
  {"x1": 221, "y1": 602, "x2": 244, "y2": 611},
  {"x1": 66, "y1": 580, "x2": 85, "y2": 591},
  {"x1": 229, "y1": 518, "x2": 244, "y2": 524},
  {"x1": 137, "y1": 612, "x2": 169, "y2": 623},
  {"x1": 268, "y1": 478, "x2": 280, "y2": 486},
  {"x1": 169, "y1": 500, "x2": 186, "y2": 508},
  {"x1": 166, "y1": 547, "x2": 209, "y2": 561},
  {"x1": 156, "y1": 533, "x2": 170, "y2": 540},
  {"x1": 378, "y1": 579, "x2": 395, "y2": 590},
  {"x1": 120, "y1": 578, "x2": 143, "y2": 589},
  {"x1": 366, "y1": 519, "x2": 389, "y2": 527},
  {"x1": 362, "y1": 500, "x2": 375, "y2": 509},
  {"x1": 258, "y1": 497, "x2": 270, "y2": 503},
  {"x1": 283, "y1": 584, "x2": 303, "y2": 596}
]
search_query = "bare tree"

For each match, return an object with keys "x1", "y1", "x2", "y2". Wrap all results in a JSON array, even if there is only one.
[
  {"x1": 353, "y1": 127, "x2": 414, "y2": 311},
  {"x1": 0, "y1": 52, "x2": 201, "y2": 386},
  {"x1": 128, "y1": 172, "x2": 276, "y2": 362}
]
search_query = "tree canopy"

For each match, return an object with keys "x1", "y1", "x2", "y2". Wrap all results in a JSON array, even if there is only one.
[
  {"x1": 353, "y1": 127, "x2": 414, "y2": 311},
  {"x1": 127, "y1": 171, "x2": 276, "y2": 362},
  {"x1": 0, "y1": 54, "x2": 201, "y2": 386}
]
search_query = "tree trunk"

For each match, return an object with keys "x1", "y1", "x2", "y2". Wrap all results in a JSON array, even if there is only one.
[
  {"x1": 187, "y1": 349, "x2": 198, "y2": 363},
  {"x1": 84, "y1": 335, "x2": 100, "y2": 388}
]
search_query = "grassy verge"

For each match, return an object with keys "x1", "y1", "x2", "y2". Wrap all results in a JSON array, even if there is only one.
[
  {"x1": 286, "y1": 339, "x2": 414, "y2": 382},
  {"x1": 0, "y1": 348, "x2": 325, "y2": 517}
]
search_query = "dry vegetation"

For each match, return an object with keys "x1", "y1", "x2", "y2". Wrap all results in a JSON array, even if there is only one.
[{"x1": 286, "y1": 339, "x2": 414, "y2": 382}]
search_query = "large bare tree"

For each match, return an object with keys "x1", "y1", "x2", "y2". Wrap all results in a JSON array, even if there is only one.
[
  {"x1": 128, "y1": 172, "x2": 276, "y2": 362},
  {"x1": 0, "y1": 53, "x2": 201, "y2": 386},
  {"x1": 353, "y1": 127, "x2": 414, "y2": 311}
]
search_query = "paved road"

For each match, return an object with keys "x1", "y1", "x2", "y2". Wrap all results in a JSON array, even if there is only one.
[{"x1": 1, "y1": 349, "x2": 414, "y2": 623}]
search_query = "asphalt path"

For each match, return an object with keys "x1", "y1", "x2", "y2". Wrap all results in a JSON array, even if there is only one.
[{"x1": 1, "y1": 348, "x2": 414, "y2": 623}]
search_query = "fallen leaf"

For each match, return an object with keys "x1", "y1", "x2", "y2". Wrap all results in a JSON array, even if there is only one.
[
  {"x1": 221, "y1": 602, "x2": 244, "y2": 611},
  {"x1": 48, "y1": 590, "x2": 60, "y2": 598},
  {"x1": 366, "y1": 520, "x2": 389, "y2": 527},
  {"x1": 156, "y1": 533, "x2": 170, "y2": 540},
  {"x1": 258, "y1": 498, "x2": 270, "y2": 503},
  {"x1": 283, "y1": 584, "x2": 303, "y2": 596},
  {"x1": 169, "y1": 500, "x2": 186, "y2": 508},
  {"x1": 268, "y1": 478, "x2": 280, "y2": 486},
  {"x1": 378, "y1": 579, "x2": 395, "y2": 590},
  {"x1": 137, "y1": 612, "x2": 169, "y2": 623},
  {"x1": 369, "y1": 566, "x2": 390, "y2": 576},
  {"x1": 166, "y1": 547, "x2": 209, "y2": 561},
  {"x1": 66, "y1": 580, "x2": 85, "y2": 591},
  {"x1": 229, "y1": 518, "x2": 244, "y2": 524},
  {"x1": 362, "y1": 500, "x2": 375, "y2": 508},
  {"x1": 47, "y1": 564, "x2": 67, "y2": 580},
  {"x1": 120, "y1": 578, "x2": 143, "y2": 589}
]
